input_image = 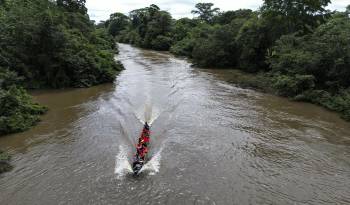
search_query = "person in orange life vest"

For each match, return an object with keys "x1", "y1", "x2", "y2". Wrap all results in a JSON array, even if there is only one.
[{"x1": 139, "y1": 122, "x2": 150, "y2": 144}]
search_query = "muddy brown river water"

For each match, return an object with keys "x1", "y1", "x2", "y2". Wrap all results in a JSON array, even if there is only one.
[{"x1": 0, "y1": 44, "x2": 350, "y2": 205}]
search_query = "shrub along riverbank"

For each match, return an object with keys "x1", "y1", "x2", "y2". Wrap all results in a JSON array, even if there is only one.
[
  {"x1": 0, "y1": 0, "x2": 122, "y2": 136},
  {"x1": 0, "y1": 150, "x2": 12, "y2": 174},
  {"x1": 0, "y1": 0, "x2": 123, "y2": 171},
  {"x1": 104, "y1": 1, "x2": 350, "y2": 121}
]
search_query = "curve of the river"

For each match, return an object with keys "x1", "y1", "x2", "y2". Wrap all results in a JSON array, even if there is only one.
[{"x1": 0, "y1": 44, "x2": 350, "y2": 205}]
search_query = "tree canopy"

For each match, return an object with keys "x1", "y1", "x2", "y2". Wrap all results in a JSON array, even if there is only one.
[
  {"x1": 56, "y1": 0, "x2": 87, "y2": 13},
  {"x1": 0, "y1": 0, "x2": 123, "y2": 135},
  {"x1": 191, "y1": 3, "x2": 220, "y2": 23},
  {"x1": 0, "y1": 0, "x2": 122, "y2": 88},
  {"x1": 261, "y1": 0, "x2": 331, "y2": 33},
  {"x1": 116, "y1": 4, "x2": 173, "y2": 50},
  {"x1": 106, "y1": 12, "x2": 129, "y2": 37}
]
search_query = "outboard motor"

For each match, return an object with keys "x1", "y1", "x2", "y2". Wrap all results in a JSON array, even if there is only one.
[
  {"x1": 144, "y1": 122, "x2": 150, "y2": 130},
  {"x1": 132, "y1": 160, "x2": 144, "y2": 175}
]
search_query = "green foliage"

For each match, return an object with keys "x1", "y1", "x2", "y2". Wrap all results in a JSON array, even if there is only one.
[
  {"x1": 170, "y1": 37, "x2": 195, "y2": 57},
  {"x1": 261, "y1": 0, "x2": 331, "y2": 34},
  {"x1": 0, "y1": 69, "x2": 47, "y2": 135},
  {"x1": 213, "y1": 10, "x2": 253, "y2": 25},
  {"x1": 0, "y1": 0, "x2": 122, "y2": 136},
  {"x1": 0, "y1": 85, "x2": 47, "y2": 135},
  {"x1": 272, "y1": 74, "x2": 315, "y2": 96},
  {"x1": 269, "y1": 15, "x2": 350, "y2": 91},
  {"x1": 150, "y1": 35, "x2": 172, "y2": 51},
  {"x1": 0, "y1": 68, "x2": 47, "y2": 136},
  {"x1": 106, "y1": 12, "x2": 129, "y2": 37},
  {"x1": 235, "y1": 15, "x2": 271, "y2": 72},
  {"x1": 56, "y1": 0, "x2": 87, "y2": 14},
  {"x1": 117, "y1": 4, "x2": 173, "y2": 50},
  {"x1": 0, "y1": 150, "x2": 10, "y2": 161},
  {"x1": 118, "y1": 29, "x2": 142, "y2": 45},
  {"x1": 192, "y1": 24, "x2": 237, "y2": 67},
  {"x1": 191, "y1": 3, "x2": 220, "y2": 23},
  {"x1": 0, "y1": 150, "x2": 12, "y2": 174},
  {"x1": 171, "y1": 23, "x2": 213, "y2": 58},
  {"x1": 0, "y1": 0, "x2": 122, "y2": 89},
  {"x1": 171, "y1": 18, "x2": 199, "y2": 42},
  {"x1": 268, "y1": 13, "x2": 350, "y2": 118}
]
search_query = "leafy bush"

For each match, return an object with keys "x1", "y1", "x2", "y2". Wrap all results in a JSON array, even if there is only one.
[
  {"x1": 170, "y1": 37, "x2": 195, "y2": 57},
  {"x1": 0, "y1": 86, "x2": 47, "y2": 135},
  {"x1": 0, "y1": 150, "x2": 12, "y2": 174},
  {"x1": 272, "y1": 74, "x2": 315, "y2": 97},
  {"x1": 151, "y1": 35, "x2": 172, "y2": 51},
  {"x1": 0, "y1": 69, "x2": 46, "y2": 135},
  {"x1": 192, "y1": 24, "x2": 238, "y2": 67},
  {"x1": 116, "y1": 5, "x2": 173, "y2": 51}
]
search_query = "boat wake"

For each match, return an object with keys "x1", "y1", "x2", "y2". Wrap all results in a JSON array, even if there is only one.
[
  {"x1": 114, "y1": 146, "x2": 163, "y2": 178},
  {"x1": 134, "y1": 97, "x2": 161, "y2": 125},
  {"x1": 115, "y1": 95, "x2": 162, "y2": 178},
  {"x1": 140, "y1": 148, "x2": 163, "y2": 175},
  {"x1": 114, "y1": 145, "x2": 133, "y2": 179}
]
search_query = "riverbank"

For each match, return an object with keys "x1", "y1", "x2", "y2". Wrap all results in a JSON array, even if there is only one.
[
  {"x1": 205, "y1": 69, "x2": 350, "y2": 121},
  {"x1": 0, "y1": 0, "x2": 123, "y2": 138}
]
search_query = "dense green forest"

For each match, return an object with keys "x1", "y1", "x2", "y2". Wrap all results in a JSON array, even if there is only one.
[
  {"x1": 0, "y1": 0, "x2": 123, "y2": 171},
  {"x1": 103, "y1": 1, "x2": 350, "y2": 120}
]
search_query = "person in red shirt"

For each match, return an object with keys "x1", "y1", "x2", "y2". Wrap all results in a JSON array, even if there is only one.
[
  {"x1": 142, "y1": 132, "x2": 150, "y2": 145},
  {"x1": 135, "y1": 122, "x2": 151, "y2": 160},
  {"x1": 138, "y1": 122, "x2": 150, "y2": 145}
]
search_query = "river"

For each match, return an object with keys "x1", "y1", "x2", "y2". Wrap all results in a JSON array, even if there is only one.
[{"x1": 0, "y1": 44, "x2": 350, "y2": 205}]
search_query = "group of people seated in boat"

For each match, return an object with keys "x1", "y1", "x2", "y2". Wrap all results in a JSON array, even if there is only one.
[{"x1": 135, "y1": 122, "x2": 150, "y2": 161}]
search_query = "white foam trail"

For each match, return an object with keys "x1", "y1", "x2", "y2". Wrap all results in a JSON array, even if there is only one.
[
  {"x1": 148, "y1": 108, "x2": 160, "y2": 125},
  {"x1": 114, "y1": 145, "x2": 133, "y2": 179},
  {"x1": 139, "y1": 148, "x2": 163, "y2": 175},
  {"x1": 144, "y1": 102, "x2": 152, "y2": 123},
  {"x1": 134, "y1": 110, "x2": 145, "y2": 125},
  {"x1": 134, "y1": 103, "x2": 161, "y2": 125}
]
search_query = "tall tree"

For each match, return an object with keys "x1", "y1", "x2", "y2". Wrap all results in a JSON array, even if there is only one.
[
  {"x1": 191, "y1": 3, "x2": 220, "y2": 23},
  {"x1": 56, "y1": 0, "x2": 87, "y2": 14},
  {"x1": 261, "y1": 0, "x2": 331, "y2": 33},
  {"x1": 107, "y1": 12, "x2": 129, "y2": 37}
]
